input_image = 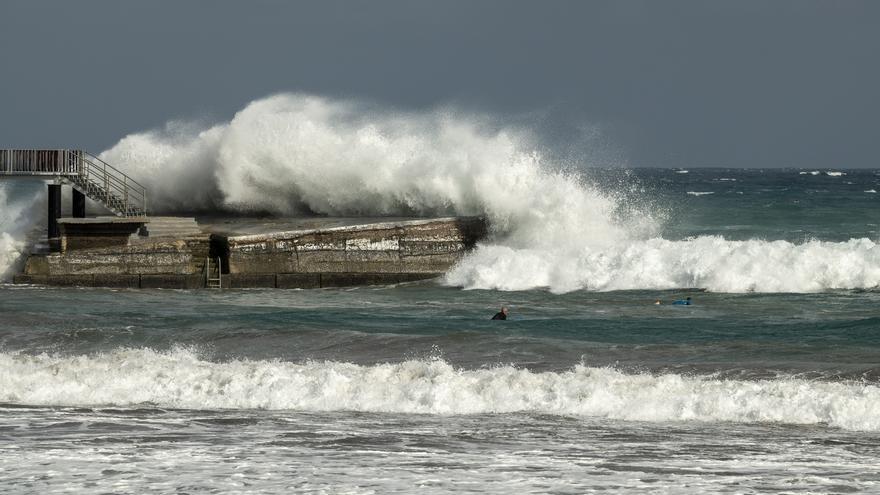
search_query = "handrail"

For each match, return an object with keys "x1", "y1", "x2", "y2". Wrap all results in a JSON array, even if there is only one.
[
  {"x1": 0, "y1": 149, "x2": 80, "y2": 175},
  {"x1": 0, "y1": 149, "x2": 147, "y2": 217},
  {"x1": 205, "y1": 256, "x2": 222, "y2": 288},
  {"x1": 83, "y1": 151, "x2": 147, "y2": 190}
]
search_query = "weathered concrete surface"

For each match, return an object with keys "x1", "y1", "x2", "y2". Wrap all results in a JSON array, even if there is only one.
[
  {"x1": 58, "y1": 217, "x2": 148, "y2": 252},
  {"x1": 135, "y1": 217, "x2": 203, "y2": 240},
  {"x1": 14, "y1": 274, "x2": 203, "y2": 289},
  {"x1": 23, "y1": 238, "x2": 210, "y2": 276},
  {"x1": 15, "y1": 216, "x2": 487, "y2": 289},
  {"x1": 225, "y1": 217, "x2": 486, "y2": 277}
]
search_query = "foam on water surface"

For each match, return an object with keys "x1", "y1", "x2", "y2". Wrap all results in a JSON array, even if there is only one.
[{"x1": 3, "y1": 348, "x2": 879, "y2": 431}]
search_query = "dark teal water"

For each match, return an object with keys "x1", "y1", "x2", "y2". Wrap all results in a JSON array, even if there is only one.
[
  {"x1": 618, "y1": 168, "x2": 880, "y2": 242},
  {"x1": 2, "y1": 285, "x2": 879, "y2": 378}
]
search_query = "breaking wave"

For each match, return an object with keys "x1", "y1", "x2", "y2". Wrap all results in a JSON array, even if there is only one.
[
  {"x1": 0, "y1": 93, "x2": 866, "y2": 293},
  {"x1": 2, "y1": 348, "x2": 879, "y2": 431},
  {"x1": 446, "y1": 237, "x2": 880, "y2": 293}
]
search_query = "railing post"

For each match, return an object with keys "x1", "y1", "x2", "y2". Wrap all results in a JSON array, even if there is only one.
[
  {"x1": 47, "y1": 183, "x2": 62, "y2": 250},
  {"x1": 104, "y1": 161, "x2": 109, "y2": 205}
]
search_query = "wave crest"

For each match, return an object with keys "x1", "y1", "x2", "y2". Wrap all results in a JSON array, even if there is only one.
[
  {"x1": 446, "y1": 237, "x2": 880, "y2": 293},
  {"x1": 2, "y1": 349, "x2": 878, "y2": 431}
]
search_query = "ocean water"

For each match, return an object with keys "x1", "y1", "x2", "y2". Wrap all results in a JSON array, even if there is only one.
[{"x1": 2, "y1": 166, "x2": 880, "y2": 493}]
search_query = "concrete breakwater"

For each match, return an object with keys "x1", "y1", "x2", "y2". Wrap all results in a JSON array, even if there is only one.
[{"x1": 14, "y1": 216, "x2": 487, "y2": 289}]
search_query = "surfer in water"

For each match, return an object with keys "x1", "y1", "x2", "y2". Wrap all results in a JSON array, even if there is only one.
[{"x1": 491, "y1": 306, "x2": 509, "y2": 320}]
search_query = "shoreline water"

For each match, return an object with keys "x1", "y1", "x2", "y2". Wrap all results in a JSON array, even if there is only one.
[{"x1": 3, "y1": 281, "x2": 880, "y2": 493}]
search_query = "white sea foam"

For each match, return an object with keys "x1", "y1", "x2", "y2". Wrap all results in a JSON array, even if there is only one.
[
  {"x1": 686, "y1": 191, "x2": 714, "y2": 196},
  {"x1": 826, "y1": 171, "x2": 846, "y2": 177},
  {"x1": 0, "y1": 185, "x2": 42, "y2": 282},
  {"x1": 865, "y1": 189, "x2": 877, "y2": 194},
  {"x1": 37, "y1": 93, "x2": 880, "y2": 293},
  {"x1": 800, "y1": 170, "x2": 821, "y2": 175},
  {"x1": 2, "y1": 349, "x2": 879, "y2": 431},
  {"x1": 447, "y1": 237, "x2": 880, "y2": 293}
]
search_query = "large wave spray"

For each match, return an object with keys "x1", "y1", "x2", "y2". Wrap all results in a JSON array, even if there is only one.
[
  {"x1": 2, "y1": 349, "x2": 878, "y2": 431},
  {"x1": 101, "y1": 94, "x2": 634, "y2": 249},
  {"x1": 0, "y1": 184, "x2": 42, "y2": 282},
  {"x1": 91, "y1": 94, "x2": 880, "y2": 293}
]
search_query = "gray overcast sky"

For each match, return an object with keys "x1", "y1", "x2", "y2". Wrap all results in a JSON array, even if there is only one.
[{"x1": 1, "y1": 0, "x2": 878, "y2": 168}]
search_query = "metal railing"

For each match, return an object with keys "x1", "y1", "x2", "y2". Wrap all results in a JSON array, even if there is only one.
[
  {"x1": 0, "y1": 149, "x2": 147, "y2": 217},
  {"x1": 206, "y1": 257, "x2": 222, "y2": 288},
  {"x1": 0, "y1": 149, "x2": 80, "y2": 175},
  {"x1": 77, "y1": 151, "x2": 147, "y2": 216}
]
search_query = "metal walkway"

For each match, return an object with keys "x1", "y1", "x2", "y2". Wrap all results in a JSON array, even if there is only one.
[{"x1": 0, "y1": 149, "x2": 147, "y2": 217}]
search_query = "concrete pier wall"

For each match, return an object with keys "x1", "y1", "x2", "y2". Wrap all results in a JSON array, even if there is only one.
[
  {"x1": 16, "y1": 237, "x2": 211, "y2": 288},
  {"x1": 225, "y1": 217, "x2": 485, "y2": 275},
  {"x1": 14, "y1": 216, "x2": 487, "y2": 289}
]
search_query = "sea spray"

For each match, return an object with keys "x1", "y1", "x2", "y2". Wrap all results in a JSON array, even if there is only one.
[
  {"x1": 98, "y1": 94, "x2": 880, "y2": 293},
  {"x1": 100, "y1": 94, "x2": 633, "y2": 246},
  {"x1": 2, "y1": 348, "x2": 879, "y2": 431},
  {"x1": 0, "y1": 184, "x2": 42, "y2": 282}
]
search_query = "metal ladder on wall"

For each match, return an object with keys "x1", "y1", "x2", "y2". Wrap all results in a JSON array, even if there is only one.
[
  {"x1": 0, "y1": 149, "x2": 147, "y2": 217},
  {"x1": 205, "y1": 257, "x2": 222, "y2": 289}
]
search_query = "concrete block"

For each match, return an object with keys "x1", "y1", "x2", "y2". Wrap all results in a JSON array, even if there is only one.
[
  {"x1": 13, "y1": 274, "x2": 48, "y2": 285},
  {"x1": 229, "y1": 274, "x2": 276, "y2": 288},
  {"x1": 399, "y1": 240, "x2": 466, "y2": 256},
  {"x1": 140, "y1": 274, "x2": 204, "y2": 289},
  {"x1": 321, "y1": 272, "x2": 401, "y2": 287},
  {"x1": 58, "y1": 218, "x2": 145, "y2": 252},
  {"x1": 47, "y1": 274, "x2": 96, "y2": 287},
  {"x1": 229, "y1": 252, "x2": 297, "y2": 274},
  {"x1": 276, "y1": 273, "x2": 321, "y2": 289},
  {"x1": 93, "y1": 274, "x2": 140, "y2": 288},
  {"x1": 396, "y1": 273, "x2": 441, "y2": 283},
  {"x1": 23, "y1": 255, "x2": 50, "y2": 276}
]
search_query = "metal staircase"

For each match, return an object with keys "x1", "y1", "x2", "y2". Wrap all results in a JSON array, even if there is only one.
[{"x1": 0, "y1": 149, "x2": 147, "y2": 217}]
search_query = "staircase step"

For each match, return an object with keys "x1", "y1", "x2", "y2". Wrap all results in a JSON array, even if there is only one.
[{"x1": 132, "y1": 217, "x2": 205, "y2": 241}]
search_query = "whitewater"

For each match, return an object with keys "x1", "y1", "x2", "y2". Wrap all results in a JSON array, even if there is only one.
[{"x1": 3, "y1": 348, "x2": 880, "y2": 431}]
